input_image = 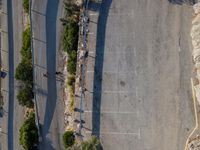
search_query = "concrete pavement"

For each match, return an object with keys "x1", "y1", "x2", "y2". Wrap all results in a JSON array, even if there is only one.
[{"x1": 83, "y1": 0, "x2": 195, "y2": 150}]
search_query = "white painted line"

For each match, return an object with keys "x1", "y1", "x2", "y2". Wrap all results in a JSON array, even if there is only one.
[
  {"x1": 89, "y1": 13, "x2": 98, "y2": 16},
  {"x1": 86, "y1": 71, "x2": 137, "y2": 74},
  {"x1": 135, "y1": 87, "x2": 138, "y2": 97},
  {"x1": 88, "y1": 51, "x2": 95, "y2": 54},
  {"x1": 178, "y1": 46, "x2": 181, "y2": 52},
  {"x1": 84, "y1": 90, "x2": 137, "y2": 94},
  {"x1": 138, "y1": 128, "x2": 141, "y2": 140},
  {"x1": 84, "y1": 110, "x2": 138, "y2": 114},
  {"x1": 133, "y1": 47, "x2": 136, "y2": 57},
  {"x1": 86, "y1": 131, "x2": 139, "y2": 136},
  {"x1": 86, "y1": 70, "x2": 94, "y2": 73},
  {"x1": 134, "y1": 69, "x2": 137, "y2": 76},
  {"x1": 103, "y1": 91, "x2": 134, "y2": 94},
  {"x1": 88, "y1": 32, "x2": 94, "y2": 35}
]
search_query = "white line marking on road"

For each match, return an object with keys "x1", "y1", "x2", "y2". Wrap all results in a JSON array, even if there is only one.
[
  {"x1": 103, "y1": 91, "x2": 134, "y2": 94},
  {"x1": 89, "y1": 13, "x2": 98, "y2": 16},
  {"x1": 86, "y1": 71, "x2": 137, "y2": 74},
  {"x1": 178, "y1": 46, "x2": 181, "y2": 52},
  {"x1": 138, "y1": 128, "x2": 141, "y2": 139},
  {"x1": 84, "y1": 110, "x2": 138, "y2": 114},
  {"x1": 134, "y1": 69, "x2": 137, "y2": 76},
  {"x1": 88, "y1": 51, "x2": 95, "y2": 54},
  {"x1": 88, "y1": 32, "x2": 94, "y2": 35},
  {"x1": 135, "y1": 87, "x2": 138, "y2": 97},
  {"x1": 133, "y1": 47, "x2": 136, "y2": 57},
  {"x1": 86, "y1": 70, "x2": 94, "y2": 73},
  {"x1": 85, "y1": 131, "x2": 139, "y2": 136}
]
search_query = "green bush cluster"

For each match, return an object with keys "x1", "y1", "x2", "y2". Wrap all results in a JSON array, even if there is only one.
[
  {"x1": 15, "y1": 61, "x2": 33, "y2": 83},
  {"x1": 15, "y1": 27, "x2": 33, "y2": 108},
  {"x1": 63, "y1": 130, "x2": 75, "y2": 149},
  {"x1": 23, "y1": 0, "x2": 29, "y2": 14},
  {"x1": 62, "y1": 23, "x2": 79, "y2": 54},
  {"x1": 19, "y1": 112, "x2": 38, "y2": 150},
  {"x1": 17, "y1": 83, "x2": 34, "y2": 108}
]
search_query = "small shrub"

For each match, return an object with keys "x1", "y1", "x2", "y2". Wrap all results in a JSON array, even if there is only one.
[
  {"x1": 63, "y1": 130, "x2": 75, "y2": 149},
  {"x1": 81, "y1": 136, "x2": 101, "y2": 150},
  {"x1": 17, "y1": 83, "x2": 33, "y2": 108},
  {"x1": 23, "y1": 0, "x2": 29, "y2": 14},
  {"x1": 19, "y1": 112, "x2": 38, "y2": 150}
]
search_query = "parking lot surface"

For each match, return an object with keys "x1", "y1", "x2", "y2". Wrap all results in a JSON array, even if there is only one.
[{"x1": 83, "y1": 0, "x2": 195, "y2": 150}]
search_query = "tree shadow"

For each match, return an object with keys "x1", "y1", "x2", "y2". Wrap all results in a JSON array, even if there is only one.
[
  {"x1": 90, "y1": 0, "x2": 112, "y2": 138},
  {"x1": 168, "y1": 0, "x2": 197, "y2": 5},
  {"x1": 7, "y1": 0, "x2": 14, "y2": 149},
  {"x1": 40, "y1": 0, "x2": 59, "y2": 149}
]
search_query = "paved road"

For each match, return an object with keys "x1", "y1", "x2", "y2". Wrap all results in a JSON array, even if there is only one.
[
  {"x1": 6, "y1": 0, "x2": 24, "y2": 150},
  {"x1": 83, "y1": 0, "x2": 195, "y2": 150},
  {"x1": 32, "y1": 0, "x2": 65, "y2": 149},
  {"x1": 12, "y1": 0, "x2": 24, "y2": 149},
  {"x1": 0, "y1": 0, "x2": 9, "y2": 149}
]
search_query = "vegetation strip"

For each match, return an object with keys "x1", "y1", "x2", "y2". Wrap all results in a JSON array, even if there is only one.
[
  {"x1": 15, "y1": 3, "x2": 38, "y2": 150},
  {"x1": 60, "y1": 0, "x2": 102, "y2": 149}
]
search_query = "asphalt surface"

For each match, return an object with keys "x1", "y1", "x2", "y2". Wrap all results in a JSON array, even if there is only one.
[
  {"x1": 6, "y1": 0, "x2": 24, "y2": 150},
  {"x1": 12, "y1": 0, "x2": 24, "y2": 149},
  {"x1": 0, "y1": 0, "x2": 9, "y2": 149},
  {"x1": 6, "y1": 0, "x2": 14, "y2": 150},
  {"x1": 83, "y1": 0, "x2": 195, "y2": 150},
  {"x1": 32, "y1": 0, "x2": 65, "y2": 149}
]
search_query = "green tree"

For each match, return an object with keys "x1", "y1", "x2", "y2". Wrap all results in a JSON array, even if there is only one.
[
  {"x1": 23, "y1": 0, "x2": 29, "y2": 14},
  {"x1": 19, "y1": 112, "x2": 38, "y2": 150},
  {"x1": 17, "y1": 83, "x2": 33, "y2": 108},
  {"x1": 63, "y1": 130, "x2": 75, "y2": 149},
  {"x1": 81, "y1": 136, "x2": 101, "y2": 150},
  {"x1": 15, "y1": 61, "x2": 33, "y2": 83}
]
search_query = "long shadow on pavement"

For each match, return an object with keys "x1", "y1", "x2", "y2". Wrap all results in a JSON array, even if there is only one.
[
  {"x1": 168, "y1": 0, "x2": 196, "y2": 5},
  {"x1": 7, "y1": 0, "x2": 14, "y2": 149},
  {"x1": 41, "y1": 0, "x2": 59, "y2": 149},
  {"x1": 91, "y1": 0, "x2": 112, "y2": 137}
]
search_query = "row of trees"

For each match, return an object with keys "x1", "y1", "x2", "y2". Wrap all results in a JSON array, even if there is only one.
[
  {"x1": 15, "y1": 27, "x2": 34, "y2": 108},
  {"x1": 16, "y1": 4, "x2": 38, "y2": 150}
]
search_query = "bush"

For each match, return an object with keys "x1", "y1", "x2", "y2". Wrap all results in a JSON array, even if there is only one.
[
  {"x1": 23, "y1": 0, "x2": 29, "y2": 14},
  {"x1": 21, "y1": 27, "x2": 32, "y2": 61},
  {"x1": 17, "y1": 83, "x2": 33, "y2": 108},
  {"x1": 63, "y1": 130, "x2": 75, "y2": 149},
  {"x1": 15, "y1": 61, "x2": 33, "y2": 83},
  {"x1": 19, "y1": 112, "x2": 38, "y2": 150},
  {"x1": 80, "y1": 136, "x2": 101, "y2": 150},
  {"x1": 67, "y1": 50, "x2": 77, "y2": 75}
]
